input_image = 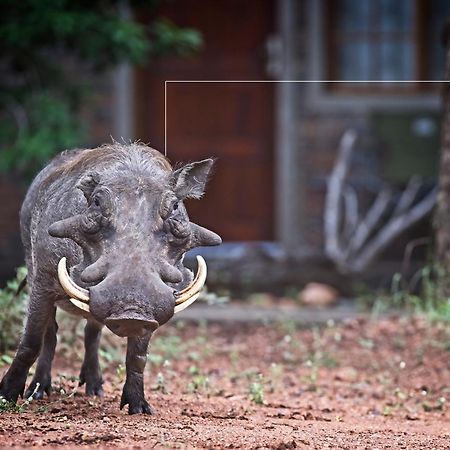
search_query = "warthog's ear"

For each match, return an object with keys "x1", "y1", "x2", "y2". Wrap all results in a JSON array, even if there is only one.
[
  {"x1": 77, "y1": 172, "x2": 100, "y2": 201},
  {"x1": 170, "y1": 159, "x2": 215, "y2": 200}
]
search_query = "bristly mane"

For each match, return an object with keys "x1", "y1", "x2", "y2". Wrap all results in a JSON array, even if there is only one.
[{"x1": 42, "y1": 143, "x2": 172, "y2": 188}]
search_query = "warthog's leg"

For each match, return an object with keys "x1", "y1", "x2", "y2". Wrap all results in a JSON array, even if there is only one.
[
  {"x1": 24, "y1": 307, "x2": 58, "y2": 399},
  {"x1": 120, "y1": 333, "x2": 154, "y2": 415},
  {"x1": 0, "y1": 292, "x2": 54, "y2": 403},
  {"x1": 79, "y1": 319, "x2": 104, "y2": 396}
]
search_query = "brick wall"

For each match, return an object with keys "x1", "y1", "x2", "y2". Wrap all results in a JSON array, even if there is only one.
[
  {"x1": 0, "y1": 178, "x2": 26, "y2": 285},
  {"x1": 80, "y1": 72, "x2": 116, "y2": 147}
]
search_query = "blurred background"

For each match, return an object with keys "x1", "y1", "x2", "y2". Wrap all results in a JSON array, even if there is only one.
[{"x1": 1, "y1": 0, "x2": 450, "y2": 302}]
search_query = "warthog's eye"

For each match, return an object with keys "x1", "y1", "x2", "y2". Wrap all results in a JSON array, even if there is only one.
[
  {"x1": 80, "y1": 190, "x2": 112, "y2": 236},
  {"x1": 160, "y1": 192, "x2": 178, "y2": 219},
  {"x1": 163, "y1": 202, "x2": 191, "y2": 241},
  {"x1": 90, "y1": 190, "x2": 112, "y2": 217},
  {"x1": 81, "y1": 213, "x2": 102, "y2": 234}
]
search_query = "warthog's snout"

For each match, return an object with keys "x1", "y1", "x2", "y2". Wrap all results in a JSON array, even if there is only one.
[
  {"x1": 58, "y1": 255, "x2": 209, "y2": 337},
  {"x1": 83, "y1": 270, "x2": 176, "y2": 337},
  {"x1": 105, "y1": 316, "x2": 159, "y2": 337}
]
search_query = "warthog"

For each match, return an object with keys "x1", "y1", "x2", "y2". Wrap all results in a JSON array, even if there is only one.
[{"x1": 0, "y1": 143, "x2": 221, "y2": 414}]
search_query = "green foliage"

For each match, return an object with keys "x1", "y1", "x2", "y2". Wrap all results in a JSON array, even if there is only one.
[
  {"x1": 0, "y1": 267, "x2": 28, "y2": 352},
  {"x1": 404, "y1": 266, "x2": 450, "y2": 322},
  {"x1": 364, "y1": 265, "x2": 450, "y2": 322},
  {"x1": 0, "y1": 397, "x2": 20, "y2": 413},
  {"x1": 149, "y1": 18, "x2": 203, "y2": 57},
  {"x1": 0, "y1": 0, "x2": 202, "y2": 179},
  {"x1": 0, "y1": 93, "x2": 83, "y2": 177},
  {"x1": 0, "y1": 1, "x2": 149, "y2": 67}
]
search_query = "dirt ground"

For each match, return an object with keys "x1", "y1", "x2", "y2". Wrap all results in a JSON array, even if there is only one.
[{"x1": 0, "y1": 314, "x2": 450, "y2": 449}]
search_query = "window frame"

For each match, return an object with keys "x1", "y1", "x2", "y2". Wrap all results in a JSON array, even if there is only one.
[
  {"x1": 325, "y1": 0, "x2": 425, "y2": 93},
  {"x1": 307, "y1": 0, "x2": 442, "y2": 111}
]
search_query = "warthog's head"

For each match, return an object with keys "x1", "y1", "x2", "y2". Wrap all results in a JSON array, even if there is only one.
[{"x1": 49, "y1": 147, "x2": 221, "y2": 337}]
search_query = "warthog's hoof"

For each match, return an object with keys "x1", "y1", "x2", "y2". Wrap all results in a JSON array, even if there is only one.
[
  {"x1": 25, "y1": 374, "x2": 52, "y2": 400},
  {"x1": 0, "y1": 376, "x2": 25, "y2": 403},
  {"x1": 79, "y1": 367, "x2": 104, "y2": 397},
  {"x1": 120, "y1": 386, "x2": 155, "y2": 415}
]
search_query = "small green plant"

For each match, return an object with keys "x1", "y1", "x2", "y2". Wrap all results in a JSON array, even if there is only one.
[
  {"x1": 0, "y1": 354, "x2": 13, "y2": 369},
  {"x1": 116, "y1": 364, "x2": 126, "y2": 382},
  {"x1": 53, "y1": 373, "x2": 79, "y2": 398},
  {"x1": 306, "y1": 327, "x2": 338, "y2": 368},
  {"x1": 268, "y1": 363, "x2": 284, "y2": 392},
  {"x1": 97, "y1": 332, "x2": 125, "y2": 366},
  {"x1": 152, "y1": 334, "x2": 184, "y2": 360},
  {"x1": 277, "y1": 333, "x2": 300, "y2": 365},
  {"x1": 248, "y1": 373, "x2": 265, "y2": 405},
  {"x1": 0, "y1": 382, "x2": 40, "y2": 414},
  {"x1": 226, "y1": 347, "x2": 242, "y2": 381},
  {"x1": 302, "y1": 362, "x2": 319, "y2": 392},
  {"x1": 0, "y1": 397, "x2": 20, "y2": 413},
  {"x1": 422, "y1": 397, "x2": 446, "y2": 412},
  {"x1": 153, "y1": 372, "x2": 168, "y2": 394},
  {"x1": 148, "y1": 353, "x2": 165, "y2": 367},
  {"x1": 402, "y1": 266, "x2": 450, "y2": 321},
  {"x1": 276, "y1": 319, "x2": 297, "y2": 337},
  {"x1": 186, "y1": 365, "x2": 210, "y2": 394},
  {"x1": 358, "y1": 338, "x2": 375, "y2": 350},
  {"x1": 0, "y1": 266, "x2": 28, "y2": 352}
]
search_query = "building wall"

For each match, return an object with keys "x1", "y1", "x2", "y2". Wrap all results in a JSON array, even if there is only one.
[
  {"x1": 276, "y1": 0, "x2": 442, "y2": 259},
  {"x1": 0, "y1": 0, "x2": 443, "y2": 287}
]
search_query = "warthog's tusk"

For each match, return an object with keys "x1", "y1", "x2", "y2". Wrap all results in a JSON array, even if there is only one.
[
  {"x1": 174, "y1": 292, "x2": 200, "y2": 314},
  {"x1": 69, "y1": 297, "x2": 90, "y2": 313},
  {"x1": 174, "y1": 255, "x2": 207, "y2": 312},
  {"x1": 58, "y1": 257, "x2": 90, "y2": 302}
]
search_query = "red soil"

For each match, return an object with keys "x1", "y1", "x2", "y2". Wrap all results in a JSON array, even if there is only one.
[{"x1": 0, "y1": 315, "x2": 449, "y2": 449}]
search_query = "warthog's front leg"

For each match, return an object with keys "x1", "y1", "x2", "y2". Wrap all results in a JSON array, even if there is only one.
[
  {"x1": 120, "y1": 333, "x2": 154, "y2": 415},
  {"x1": 0, "y1": 292, "x2": 54, "y2": 403},
  {"x1": 25, "y1": 307, "x2": 58, "y2": 399},
  {"x1": 79, "y1": 319, "x2": 104, "y2": 396}
]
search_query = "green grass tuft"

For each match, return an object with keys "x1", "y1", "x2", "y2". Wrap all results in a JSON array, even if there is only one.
[{"x1": 0, "y1": 267, "x2": 28, "y2": 352}]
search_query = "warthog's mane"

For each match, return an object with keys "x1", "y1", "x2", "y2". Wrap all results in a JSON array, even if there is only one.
[{"x1": 42, "y1": 142, "x2": 172, "y2": 189}]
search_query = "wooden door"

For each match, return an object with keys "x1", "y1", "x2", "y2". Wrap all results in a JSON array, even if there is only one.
[{"x1": 135, "y1": 0, "x2": 275, "y2": 241}]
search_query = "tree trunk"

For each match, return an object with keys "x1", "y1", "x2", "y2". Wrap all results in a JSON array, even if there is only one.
[{"x1": 435, "y1": 19, "x2": 450, "y2": 293}]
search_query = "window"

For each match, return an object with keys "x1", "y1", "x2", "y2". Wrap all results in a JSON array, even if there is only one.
[{"x1": 326, "y1": 0, "x2": 450, "y2": 92}]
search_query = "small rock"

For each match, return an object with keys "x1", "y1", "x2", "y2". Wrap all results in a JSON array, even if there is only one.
[{"x1": 298, "y1": 283, "x2": 339, "y2": 307}]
